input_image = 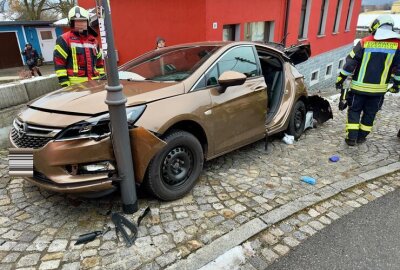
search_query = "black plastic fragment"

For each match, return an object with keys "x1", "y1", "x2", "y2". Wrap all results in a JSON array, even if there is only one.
[{"x1": 112, "y1": 206, "x2": 151, "y2": 247}]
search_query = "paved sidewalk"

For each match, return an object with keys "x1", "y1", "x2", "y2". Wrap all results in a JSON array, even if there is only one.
[
  {"x1": 0, "y1": 64, "x2": 55, "y2": 84},
  {"x1": 227, "y1": 172, "x2": 400, "y2": 270},
  {"x1": 0, "y1": 94, "x2": 399, "y2": 269},
  {"x1": 266, "y1": 180, "x2": 400, "y2": 270}
]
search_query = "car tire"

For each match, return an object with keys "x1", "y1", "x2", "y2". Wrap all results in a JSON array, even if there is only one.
[
  {"x1": 287, "y1": 100, "x2": 306, "y2": 140},
  {"x1": 144, "y1": 130, "x2": 204, "y2": 201}
]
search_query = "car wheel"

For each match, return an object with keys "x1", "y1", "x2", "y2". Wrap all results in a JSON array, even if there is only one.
[
  {"x1": 287, "y1": 100, "x2": 306, "y2": 140},
  {"x1": 144, "y1": 130, "x2": 204, "y2": 201}
]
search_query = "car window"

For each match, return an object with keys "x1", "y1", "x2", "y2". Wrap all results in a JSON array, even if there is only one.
[
  {"x1": 206, "y1": 66, "x2": 219, "y2": 87},
  {"x1": 193, "y1": 46, "x2": 260, "y2": 91},
  {"x1": 124, "y1": 46, "x2": 220, "y2": 82},
  {"x1": 218, "y1": 46, "x2": 260, "y2": 78}
]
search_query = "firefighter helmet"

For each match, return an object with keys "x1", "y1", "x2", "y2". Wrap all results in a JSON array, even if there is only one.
[
  {"x1": 68, "y1": 6, "x2": 90, "y2": 26},
  {"x1": 369, "y1": 14, "x2": 394, "y2": 34}
]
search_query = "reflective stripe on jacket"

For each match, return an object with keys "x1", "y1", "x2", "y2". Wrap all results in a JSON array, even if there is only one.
[
  {"x1": 54, "y1": 31, "x2": 105, "y2": 86},
  {"x1": 341, "y1": 35, "x2": 400, "y2": 95}
]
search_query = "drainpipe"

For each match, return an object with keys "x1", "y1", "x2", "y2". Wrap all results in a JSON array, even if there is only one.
[
  {"x1": 97, "y1": 0, "x2": 138, "y2": 214},
  {"x1": 283, "y1": 0, "x2": 291, "y2": 46}
]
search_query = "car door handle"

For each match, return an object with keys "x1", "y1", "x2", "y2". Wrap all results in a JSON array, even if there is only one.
[{"x1": 254, "y1": 86, "x2": 266, "y2": 92}]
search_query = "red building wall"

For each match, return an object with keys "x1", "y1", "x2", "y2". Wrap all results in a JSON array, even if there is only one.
[
  {"x1": 204, "y1": 0, "x2": 286, "y2": 42},
  {"x1": 79, "y1": 0, "x2": 207, "y2": 64},
  {"x1": 286, "y1": 0, "x2": 361, "y2": 56},
  {"x1": 78, "y1": 0, "x2": 361, "y2": 64}
]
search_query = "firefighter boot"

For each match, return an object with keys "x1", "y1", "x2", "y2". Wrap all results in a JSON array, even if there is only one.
[{"x1": 345, "y1": 138, "x2": 356, "y2": 146}]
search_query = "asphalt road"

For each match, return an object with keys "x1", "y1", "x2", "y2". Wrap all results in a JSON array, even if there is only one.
[{"x1": 267, "y1": 189, "x2": 400, "y2": 270}]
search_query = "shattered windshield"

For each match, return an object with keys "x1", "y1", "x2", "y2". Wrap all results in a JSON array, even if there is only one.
[{"x1": 121, "y1": 46, "x2": 220, "y2": 82}]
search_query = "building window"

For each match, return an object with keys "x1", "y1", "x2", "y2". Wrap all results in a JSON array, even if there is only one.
[
  {"x1": 40, "y1": 31, "x2": 53, "y2": 40},
  {"x1": 310, "y1": 69, "x2": 319, "y2": 86},
  {"x1": 333, "y1": 0, "x2": 343, "y2": 33},
  {"x1": 318, "y1": 0, "x2": 329, "y2": 35},
  {"x1": 345, "y1": 0, "x2": 355, "y2": 31},
  {"x1": 338, "y1": 58, "x2": 345, "y2": 73},
  {"x1": 244, "y1": 21, "x2": 275, "y2": 42},
  {"x1": 325, "y1": 63, "x2": 333, "y2": 78},
  {"x1": 299, "y1": 0, "x2": 312, "y2": 39},
  {"x1": 223, "y1": 24, "x2": 240, "y2": 41}
]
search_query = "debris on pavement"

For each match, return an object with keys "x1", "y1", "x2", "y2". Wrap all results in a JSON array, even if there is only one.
[
  {"x1": 282, "y1": 133, "x2": 295, "y2": 145},
  {"x1": 301, "y1": 176, "x2": 317, "y2": 185},
  {"x1": 112, "y1": 206, "x2": 151, "y2": 247},
  {"x1": 329, "y1": 155, "x2": 340, "y2": 162},
  {"x1": 75, "y1": 227, "x2": 111, "y2": 245},
  {"x1": 304, "y1": 111, "x2": 314, "y2": 130}
]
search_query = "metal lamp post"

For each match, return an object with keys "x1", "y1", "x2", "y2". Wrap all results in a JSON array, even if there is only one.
[{"x1": 96, "y1": 0, "x2": 138, "y2": 214}]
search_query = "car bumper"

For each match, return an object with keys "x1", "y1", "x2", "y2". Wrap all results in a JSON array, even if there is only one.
[{"x1": 10, "y1": 127, "x2": 166, "y2": 194}]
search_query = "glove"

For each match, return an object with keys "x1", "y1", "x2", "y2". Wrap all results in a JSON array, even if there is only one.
[
  {"x1": 60, "y1": 81, "x2": 71, "y2": 87},
  {"x1": 388, "y1": 84, "x2": 399, "y2": 93},
  {"x1": 338, "y1": 100, "x2": 348, "y2": 111},
  {"x1": 335, "y1": 73, "x2": 346, "y2": 89}
]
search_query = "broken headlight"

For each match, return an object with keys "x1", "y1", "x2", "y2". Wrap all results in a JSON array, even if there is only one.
[{"x1": 55, "y1": 105, "x2": 146, "y2": 141}]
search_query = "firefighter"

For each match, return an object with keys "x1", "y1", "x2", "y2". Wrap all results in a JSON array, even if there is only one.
[
  {"x1": 53, "y1": 6, "x2": 105, "y2": 87},
  {"x1": 336, "y1": 15, "x2": 400, "y2": 146}
]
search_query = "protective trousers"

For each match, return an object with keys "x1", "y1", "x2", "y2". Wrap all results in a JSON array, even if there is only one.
[{"x1": 346, "y1": 92, "x2": 384, "y2": 140}]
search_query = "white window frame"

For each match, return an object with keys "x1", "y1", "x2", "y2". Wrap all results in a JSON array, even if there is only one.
[
  {"x1": 299, "y1": 0, "x2": 313, "y2": 39},
  {"x1": 345, "y1": 0, "x2": 355, "y2": 31},
  {"x1": 333, "y1": 0, "x2": 343, "y2": 33},
  {"x1": 325, "y1": 63, "x2": 333, "y2": 79},
  {"x1": 318, "y1": 0, "x2": 329, "y2": 36},
  {"x1": 310, "y1": 69, "x2": 320, "y2": 86}
]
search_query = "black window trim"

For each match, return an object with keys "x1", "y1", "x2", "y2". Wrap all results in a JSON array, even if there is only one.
[{"x1": 190, "y1": 45, "x2": 263, "y2": 92}]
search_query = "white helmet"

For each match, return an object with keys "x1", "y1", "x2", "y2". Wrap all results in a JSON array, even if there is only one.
[{"x1": 369, "y1": 14, "x2": 394, "y2": 34}]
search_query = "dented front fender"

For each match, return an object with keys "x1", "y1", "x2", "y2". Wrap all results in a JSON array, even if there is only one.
[{"x1": 129, "y1": 127, "x2": 167, "y2": 183}]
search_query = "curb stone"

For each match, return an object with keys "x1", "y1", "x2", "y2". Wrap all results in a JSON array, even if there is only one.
[{"x1": 166, "y1": 161, "x2": 400, "y2": 270}]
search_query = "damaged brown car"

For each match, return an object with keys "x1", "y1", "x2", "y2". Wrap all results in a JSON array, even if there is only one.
[{"x1": 10, "y1": 41, "x2": 331, "y2": 200}]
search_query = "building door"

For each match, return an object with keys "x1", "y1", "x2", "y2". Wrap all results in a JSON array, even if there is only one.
[
  {"x1": 0, "y1": 32, "x2": 23, "y2": 69},
  {"x1": 37, "y1": 28, "x2": 57, "y2": 62}
]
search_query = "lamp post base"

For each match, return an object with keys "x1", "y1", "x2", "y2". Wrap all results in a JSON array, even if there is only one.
[{"x1": 123, "y1": 201, "x2": 139, "y2": 214}]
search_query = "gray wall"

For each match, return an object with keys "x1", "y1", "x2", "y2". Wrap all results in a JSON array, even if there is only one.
[
  {"x1": 0, "y1": 76, "x2": 61, "y2": 148},
  {"x1": 296, "y1": 43, "x2": 353, "y2": 92}
]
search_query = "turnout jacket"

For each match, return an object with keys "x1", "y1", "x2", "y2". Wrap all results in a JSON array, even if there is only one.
[
  {"x1": 341, "y1": 35, "x2": 400, "y2": 95},
  {"x1": 22, "y1": 48, "x2": 39, "y2": 67},
  {"x1": 54, "y1": 31, "x2": 105, "y2": 86}
]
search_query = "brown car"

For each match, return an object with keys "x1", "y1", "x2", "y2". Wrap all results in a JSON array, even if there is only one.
[{"x1": 10, "y1": 41, "x2": 329, "y2": 201}]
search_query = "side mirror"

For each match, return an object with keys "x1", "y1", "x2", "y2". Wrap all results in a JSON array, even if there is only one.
[{"x1": 217, "y1": 71, "x2": 246, "y2": 93}]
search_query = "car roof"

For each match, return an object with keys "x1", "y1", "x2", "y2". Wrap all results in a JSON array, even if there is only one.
[{"x1": 163, "y1": 41, "x2": 286, "y2": 56}]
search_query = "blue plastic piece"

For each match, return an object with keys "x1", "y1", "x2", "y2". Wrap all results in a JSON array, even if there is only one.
[
  {"x1": 301, "y1": 176, "x2": 316, "y2": 185},
  {"x1": 329, "y1": 155, "x2": 340, "y2": 162}
]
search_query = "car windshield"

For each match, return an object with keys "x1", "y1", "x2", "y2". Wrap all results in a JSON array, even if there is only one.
[{"x1": 120, "y1": 45, "x2": 220, "y2": 82}]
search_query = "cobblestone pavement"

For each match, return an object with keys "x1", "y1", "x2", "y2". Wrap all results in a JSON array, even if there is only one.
[
  {"x1": 233, "y1": 171, "x2": 400, "y2": 270},
  {"x1": 0, "y1": 94, "x2": 399, "y2": 270}
]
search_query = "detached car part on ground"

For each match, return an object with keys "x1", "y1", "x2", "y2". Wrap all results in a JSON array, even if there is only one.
[{"x1": 10, "y1": 41, "x2": 332, "y2": 201}]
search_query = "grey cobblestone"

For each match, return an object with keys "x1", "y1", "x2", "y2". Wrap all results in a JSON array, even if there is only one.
[{"x1": 237, "y1": 172, "x2": 400, "y2": 269}]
